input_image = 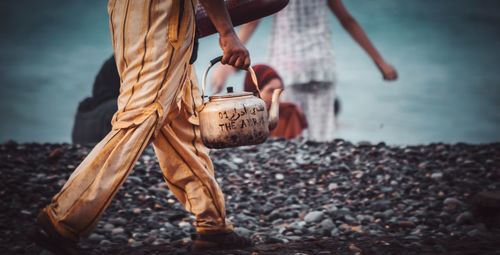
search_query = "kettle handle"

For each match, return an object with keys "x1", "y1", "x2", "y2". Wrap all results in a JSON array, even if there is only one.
[{"x1": 201, "y1": 56, "x2": 261, "y2": 104}]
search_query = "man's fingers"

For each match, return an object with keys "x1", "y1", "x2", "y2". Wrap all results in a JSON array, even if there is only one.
[
  {"x1": 228, "y1": 51, "x2": 250, "y2": 69},
  {"x1": 235, "y1": 56, "x2": 250, "y2": 70},
  {"x1": 221, "y1": 54, "x2": 230, "y2": 65},
  {"x1": 234, "y1": 58, "x2": 244, "y2": 69},
  {"x1": 220, "y1": 44, "x2": 250, "y2": 69},
  {"x1": 243, "y1": 56, "x2": 251, "y2": 70},
  {"x1": 228, "y1": 55, "x2": 239, "y2": 67}
]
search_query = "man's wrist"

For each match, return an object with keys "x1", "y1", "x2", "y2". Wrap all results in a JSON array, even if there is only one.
[{"x1": 218, "y1": 28, "x2": 237, "y2": 37}]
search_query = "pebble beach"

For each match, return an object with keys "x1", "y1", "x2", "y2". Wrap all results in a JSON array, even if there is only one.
[{"x1": 1, "y1": 139, "x2": 499, "y2": 254}]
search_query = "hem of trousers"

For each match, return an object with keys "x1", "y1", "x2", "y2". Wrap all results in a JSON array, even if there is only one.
[
  {"x1": 44, "y1": 207, "x2": 80, "y2": 242},
  {"x1": 195, "y1": 224, "x2": 234, "y2": 234}
]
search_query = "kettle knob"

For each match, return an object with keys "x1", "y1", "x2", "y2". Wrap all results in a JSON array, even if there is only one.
[{"x1": 226, "y1": 87, "x2": 234, "y2": 93}]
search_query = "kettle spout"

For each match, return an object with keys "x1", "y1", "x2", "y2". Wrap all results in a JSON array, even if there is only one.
[{"x1": 268, "y1": 89, "x2": 283, "y2": 131}]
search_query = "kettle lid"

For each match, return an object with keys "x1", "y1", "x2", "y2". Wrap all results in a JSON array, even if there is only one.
[{"x1": 209, "y1": 86, "x2": 253, "y2": 101}]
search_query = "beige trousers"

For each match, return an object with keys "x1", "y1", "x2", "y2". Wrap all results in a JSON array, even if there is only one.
[{"x1": 43, "y1": 0, "x2": 232, "y2": 241}]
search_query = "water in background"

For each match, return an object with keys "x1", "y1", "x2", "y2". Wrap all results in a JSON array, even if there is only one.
[{"x1": 1, "y1": 0, "x2": 499, "y2": 145}]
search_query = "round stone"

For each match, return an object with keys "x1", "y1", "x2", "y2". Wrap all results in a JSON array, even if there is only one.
[{"x1": 304, "y1": 211, "x2": 325, "y2": 223}]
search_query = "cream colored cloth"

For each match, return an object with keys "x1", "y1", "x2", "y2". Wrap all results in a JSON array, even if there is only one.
[{"x1": 43, "y1": 0, "x2": 233, "y2": 241}]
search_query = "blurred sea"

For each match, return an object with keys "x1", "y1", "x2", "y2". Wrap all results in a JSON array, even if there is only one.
[{"x1": 1, "y1": 0, "x2": 499, "y2": 145}]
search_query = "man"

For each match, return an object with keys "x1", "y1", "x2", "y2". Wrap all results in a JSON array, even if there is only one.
[{"x1": 31, "y1": 0, "x2": 252, "y2": 253}]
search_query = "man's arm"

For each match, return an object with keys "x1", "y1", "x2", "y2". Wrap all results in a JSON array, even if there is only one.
[
  {"x1": 198, "y1": 0, "x2": 250, "y2": 69},
  {"x1": 210, "y1": 20, "x2": 261, "y2": 93},
  {"x1": 328, "y1": 0, "x2": 397, "y2": 81}
]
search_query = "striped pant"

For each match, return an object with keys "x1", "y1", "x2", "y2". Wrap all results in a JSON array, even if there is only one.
[{"x1": 43, "y1": 0, "x2": 233, "y2": 241}]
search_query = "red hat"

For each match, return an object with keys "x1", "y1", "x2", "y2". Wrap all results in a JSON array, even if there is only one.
[{"x1": 244, "y1": 64, "x2": 283, "y2": 93}]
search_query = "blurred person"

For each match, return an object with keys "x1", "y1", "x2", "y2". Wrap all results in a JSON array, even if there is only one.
[
  {"x1": 30, "y1": 1, "x2": 253, "y2": 254},
  {"x1": 212, "y1": 0, "x2": 398, "y2": 141},
  {"x1": 243, "y1": 64, "x2": 308, "y2": 139}
]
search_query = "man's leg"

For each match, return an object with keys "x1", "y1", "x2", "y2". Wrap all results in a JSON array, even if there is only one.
[
  {"x1": 153, "y1": 72, "x2": 252, "y2": 250},
  {"x1": 39, "y1": 114, "x2": 157, "y2": 238},
  {"x1": 34, "y1": 0, "x2": 198, "y2": 248},
  {"x1": 153, "y1": 104, "x2": 231, "y2": 234}
]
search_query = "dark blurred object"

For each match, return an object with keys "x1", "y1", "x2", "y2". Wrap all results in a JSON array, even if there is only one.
[
  {"x1": 334, "y1": 97, "x2": 341, "y2": 115},
  {"x1": 472, "y1": 191, "x2": 500, "y2": 228},
  {"x1": 189, "y1": 31, "x2": 199, "y2": 64},
  {"x1": 243, "y1": 64, "x2": 307, "y2": 139},
  {"x1": 47, "y1": 147, "x2": 64, "y2": 163},
  {"x1": 72, "y1": 56, "x2": 119, "y2": 145},
  {"x1": 195, "y1": 0, "x2": 289, "y2": 37}
]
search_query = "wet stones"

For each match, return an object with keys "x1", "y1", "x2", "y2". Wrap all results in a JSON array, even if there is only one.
[{"x1": 1, "y1": 140, "x2": 499, "y2": 254}]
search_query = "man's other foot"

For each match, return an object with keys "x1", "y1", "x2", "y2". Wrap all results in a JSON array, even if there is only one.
[
  {"x1": 28, "y1": 210, "x2": 80, "y2": 255},
  {"x1": 191, "y1": 231, "x2": 253, "y2": 251}
]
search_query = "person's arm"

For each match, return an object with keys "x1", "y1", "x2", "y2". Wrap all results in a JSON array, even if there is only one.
[
  {"x1": 199, "y1": 0, "x2": 250, "y2": 69},
  {"x1": 210, "y1": 20, "x2": 261, "y2": 93},
  {"x1": 237, "y1": 20, "x2": 261, "y2": 45},
  {"x1": 328, "y1": 0, "x2": 398, "y2": 81}
]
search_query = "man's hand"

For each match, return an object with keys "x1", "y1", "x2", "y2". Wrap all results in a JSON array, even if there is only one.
[
  {"x1": 376, "y1": 61, "x2": 398, "y2": 81},
  {"x1": 198, "y1": 0, "x2": 251, "y2": 70},
  {"x1": 219, "y1": 32, "x2": 251, "y2": 70}
]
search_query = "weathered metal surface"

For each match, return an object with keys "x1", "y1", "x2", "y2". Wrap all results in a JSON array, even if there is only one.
[{"x1": 199, "y1": 95, "x2": 270, "y2": 149}]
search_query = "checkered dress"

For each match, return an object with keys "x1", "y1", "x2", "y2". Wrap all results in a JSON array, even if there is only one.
[
  {"x1": 268, "y1": 0, "x2": 337, "y2": 141},
  {"x1": 269, "y1": 0, "x2": 336, "y2": 86}
]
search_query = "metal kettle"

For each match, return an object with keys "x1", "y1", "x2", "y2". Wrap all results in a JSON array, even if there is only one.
[{"x1": 198, "y1": 56, "x2": 283, "y2": 149}]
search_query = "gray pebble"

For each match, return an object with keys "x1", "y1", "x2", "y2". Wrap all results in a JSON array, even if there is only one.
[
  {"x1": 111, "y1": 217, "x2": 127, "y2": 225},
  {"x1": 330, "y1": 228, "x2": 339, "y2": 236},
  {"x1": 112, "y1": 227, "x2": 125, "y2": 235},
  {"x1": 288, "y1": 221, "x2": 306, "y2": 231},
  {"x1": 456, "y1": 212, "x2": 474, "y2": 225},
  {"x1": 99, "y1": 239, "x2": 112, "y2": 246},
  {"x1": 320, "y1": 219, "x2": 335, "y2": 232},
  {"x1": 88, "y1": 233, "x2": 105, "y2": 242},
  {"x1": 234, "y1": 227, "x2": 252, "y2": 238},
  {"x1": 431, "y1": 172, "x2": 443, "y2": 180},
  {"x1": 103, "y1": 223, "x2": 115, "y2": 231},
  {"x1": 304, "y1": 211, "x2": 324, "y2": 223},
  {"x1": 443, "y1": 197, "x2": 463, "y2": 211}
]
